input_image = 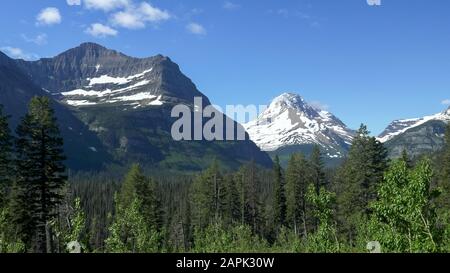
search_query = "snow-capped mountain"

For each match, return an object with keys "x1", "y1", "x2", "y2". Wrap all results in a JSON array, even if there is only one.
[
  {"x1": 15, "y1": 42, "x2": 209, "y2": 109},
  {"x1": 243, "y1": 93, "x2": 355, "y2": 159},
  {"x1": 378, "y1": 107, "x2": 450, "y2": 143}
]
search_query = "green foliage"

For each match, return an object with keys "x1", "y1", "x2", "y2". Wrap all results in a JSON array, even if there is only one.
[
  {"x1": 192, "y1": 220, "x2": 267, "y2": 253},
  {"x1": 0, "y1": 205, "x2": 25, "y2": 253},
  {"x1": 65, "y1": 198, "x2": 87, "y2": 249},
  {"x1": 304, "y1": 184, "x2": 339, "y2": 253},
  {"x1": 3, "y1": 98, "x2": 450, "y2": 254},
  {"x1": 272, "y1": 226, "x2": 302, "y2": 253},
  {"x1": 106, "y1": 197, "x2": 162, "y2": 253},
  {"x1": 368, "y1": 158, "x2": 440, "y2": 253}
]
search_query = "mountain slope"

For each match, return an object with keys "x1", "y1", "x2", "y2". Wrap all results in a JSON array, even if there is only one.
[
  {"x1": 244, "y1": 93, "x2": 355, "y2": 164},
  {"x1": 379, "y1": 107, "x2": 450, "y2": 158},
  {"x1": 0, "y1": 51, "x2": 112, "y2": 170},
  {"x1": 12, "y1": 43, "x2": 272, "y2": 171}
]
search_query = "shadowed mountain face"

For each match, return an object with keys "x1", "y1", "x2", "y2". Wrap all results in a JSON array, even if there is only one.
[
  {"x1": 4, "y1": 43, "x2": 272, "y2": 172},
  {"x1": 0, "y1": 51, "x2": 112, "y2": 170},
  {"x1": 379, "y1": 108, "x2": 450, "y2": 158}
]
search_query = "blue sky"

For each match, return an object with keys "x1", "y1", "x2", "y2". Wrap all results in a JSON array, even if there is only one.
[{"x1": 1, "y1": 0, "x2": 450, "y2": 135}]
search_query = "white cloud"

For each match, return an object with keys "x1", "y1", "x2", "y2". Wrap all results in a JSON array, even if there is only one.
[
  {"x1": 223, "y1": 1, "x2": 240, "y2": 10},
  {"x1": 36, "y1": 7, "x2": 62, "y2": 26},
  {"x1": 85, "y1": 23, "x2": 118, "y2": 37},
  {"x1": 84, "y1": 0, "x2": 130, "y2": 11},
  {"x1": 67, "y1": 0, "x2": 81, "y2": 6},
  {"x1": 0, "y1": 46, "x2": 39, "y2": 61},
  {"x1": 22, "y1": 33, "x2": 48, "y2": 45},
  {"x1": 110, "y1": 2, "x2": 171, "y2": 29},
  {"x1": 309, "y1": 101, "x2": 330, "y2": 111},
  {"x1": 186, "y1": 22, "x2": 206, "y2": 35},
  {"x1": 139, "y1": 2, "x2": 170, "y2": 22},
  {"x1": 442, "y1": 99, "x2": 450, "y2": 105},
  {"x1": 111, "y1": 10, "x2": 144, "y2": 29}
]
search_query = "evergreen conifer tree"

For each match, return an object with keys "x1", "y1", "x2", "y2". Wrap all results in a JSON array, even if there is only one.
[
  {"x1": 272, "y1": 155, "x2": 286, "y2": 229},
  {"x1": 0, "y1": 105, "x2": 13, "y2": 207},
  {"x1": 285, "y1": 153, "x2": 310, "y2": 237},
  {"x1": 13, "y1": 97, "x2": 67, "y2": 253}
]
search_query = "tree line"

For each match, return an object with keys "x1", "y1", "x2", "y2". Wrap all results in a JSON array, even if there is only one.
[{"x1": 1, "y1": 97, "x2": 450, "y2": 253}]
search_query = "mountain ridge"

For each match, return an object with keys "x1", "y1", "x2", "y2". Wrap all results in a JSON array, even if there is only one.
[{"x1": 379, "y1": 107, "x2": 450, "y2": 158}]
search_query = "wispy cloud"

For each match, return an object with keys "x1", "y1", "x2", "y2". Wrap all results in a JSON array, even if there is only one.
[
  {"x1": 0, "y1": 46, "x2": 39, "y2": 60},
  {"x1": 22, "y1": 33, "x2": 48, "y2": 45},
  {"x1": 85, "y1": 23, "x2": 118, "y2": 37},
  {"x1": 186, "y1": 22, "x2": 206, "y2": 35},
  {"x1": 442, "y1": 99, "x2": 450, "y2": 105},
  {"x1": 36, "y1": 7, "x2": 62, "y2": 26},
  {"x1": 269, "y1": 9, "x2": 321, "y2": 28},
  {"x1": 223, "y1": 1, "x2": 240, "y2": 11},
  {"x1": 66, "y1": 0, "x2": 81, "y2": 6},
  {"x1": 309, "y1": 101, "x2": 330, "y2": 111}
]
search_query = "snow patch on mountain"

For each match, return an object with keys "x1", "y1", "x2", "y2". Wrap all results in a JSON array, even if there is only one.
[
  {"x1": 112, "y1": 92, "x2": 156, "y2": 102},
  {"x1": 87, "y1": 68, "x2": 153, "y2": 86},
  {"x1": 60, "y1": 67, "x2": 165, "y2": 107},
  {"x1": 378, "y1": 107, "x2": 450, "y2": 143}
]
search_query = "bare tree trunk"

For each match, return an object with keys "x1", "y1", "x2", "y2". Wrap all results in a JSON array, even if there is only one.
[{"x1": 46, "y1": 222, "x2": 53, "y2": 253}]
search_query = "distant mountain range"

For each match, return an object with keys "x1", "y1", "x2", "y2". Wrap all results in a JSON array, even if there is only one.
[
  {"x1": 244, "y1": 92, "x2": 449, "y2": 163},
  {"x1": 0, "y1": 43, "x2": 272, "y2": 172},
  {"x1": 1, "y1": 42, "x2": 448, "y2": 171}
]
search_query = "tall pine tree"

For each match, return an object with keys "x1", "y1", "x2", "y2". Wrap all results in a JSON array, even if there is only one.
[
  {"x1": 13, "y1": 97, "x2": 67, "y2": 253},
  {"x1": 235, "y1": 161, "x2": 262, "y2": 234},
  {"x1": 310, "y1": 145, "x2": 326, "y2": 194},
  {"x1": 335, "y1": 124, "x2": 388, "y2": 244},
  {"x1": 191, "y1": 160, "x2": 225, "y2": 229},
  {"x1": 223, "y1": 174, "x2": 241, "y2": 226},
  {"x1": 438, "y1": 123, "x2": 450, "y2": 210},
  {"x1": 118, "y1": 164, "x2": 162, "y2": 231},
  {"x1": 309, "y1": 145, "x2": 326, "y2": 231},
  {"x1": 272, "y1": 155, "x2": 286, "y2": 229},
  {"x1": 285, "y1": 153, "x2": 310, "y2": 237},
  {"x1": 0, "y1": 105, "x2": 13, "y2": 208}
]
